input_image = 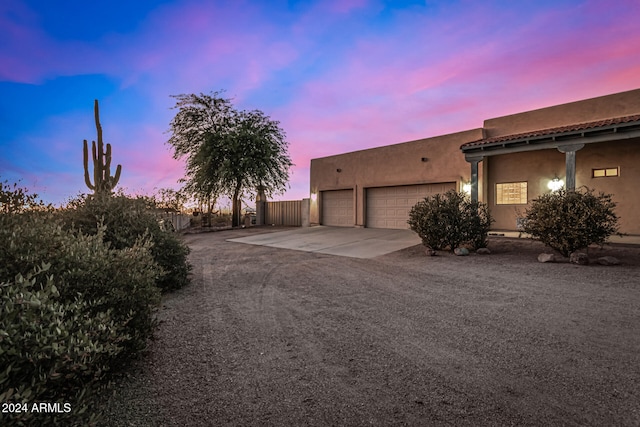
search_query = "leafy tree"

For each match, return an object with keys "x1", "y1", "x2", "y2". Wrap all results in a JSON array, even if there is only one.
[
  {"x1": 167, "y1": 92, "x2": 293, "y2": 227},
  {"x1": 153, "y1": 187, "x2": 187, "y2": 212},
  {"x1": 521, "y1": 187, "x2": 622, "y2": 256}
]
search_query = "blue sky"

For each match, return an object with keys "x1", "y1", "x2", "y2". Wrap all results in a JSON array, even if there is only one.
[{"x1": 2, "y1": 0, "x2": 640, "y2": 206}]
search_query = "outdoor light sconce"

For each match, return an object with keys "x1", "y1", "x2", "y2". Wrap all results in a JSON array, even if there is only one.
[
  {"x1": 462, "y1": 182, "x2": 472, "y2": 194},
  {"x1": 310, "y1": 192, "x2": 317, "y2": 202},
  {"x1": 336, "y1": 168, "x2": 342, "y2": 173},
  {"x1": 421, "y1": 157, "x2": 429, "y2": 162},
  {"x1": 547, "y1": 176, "x2": 564, "y2": 192}
]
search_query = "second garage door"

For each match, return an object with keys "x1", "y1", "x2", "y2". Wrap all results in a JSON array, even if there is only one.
[
  {"x1": 322, "y1": 189, "x2": 354, "y2": 227},
  {"x1": 366, "y1": 183, "x2": 456, "y2": 229}
]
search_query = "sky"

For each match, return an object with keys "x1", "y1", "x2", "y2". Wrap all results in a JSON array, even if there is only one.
[{"x1": 2, "y1": 0, "x2": 640, "y2": 207}]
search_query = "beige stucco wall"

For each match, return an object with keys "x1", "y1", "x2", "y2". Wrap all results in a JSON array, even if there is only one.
[
  {"x1": 577, "y1": 139, "x2": 640, "y2": 235},
  {"x1": 310, "y1": 128, "x2": 484, "y2": 226},
  {"x1": 482, "y1": 88, "x2": 640, "y2": 235},
  {"x1": 487, "y1": 149, "x2": 566, "y2": 230},
  {"x1": 487, "y1": 138, "x2": 640, "y2": 235},
  {"x1": 484, "y1": 88, "x2": 640, "y2": 138},
  {"x1": 310, "y1": 88, "x2": 640, "y2": 234}
]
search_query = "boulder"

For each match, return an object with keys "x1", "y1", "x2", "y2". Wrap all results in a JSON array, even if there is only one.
[
  {"x1": 424, "y1": 248, "x2": 437, "y2": 257},
  {"x1": 597, "y1": 256, "x2": 620, "y2": 266},
  {"x1": 569, "y1": 252, "x2": 590, "y2": 265},
  {"x1": 476, "y1": 248, "x2": 491, "y2": 255},
  {"x1": 454, "y1": 247, "x2": 469, "y2": 256},
  {"x1": 537, "y1": 253, "x2": 556, "y2": 263}
]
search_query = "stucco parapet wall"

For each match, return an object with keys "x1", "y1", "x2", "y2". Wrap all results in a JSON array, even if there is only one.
[
  {"x1": 311, "y1": 128, "x2": 484, "y2": 161},
  {"x1": 482, "y1": 88, "x2": 640, "y2": 139},
  {"x1": 310, "y1": 128, "x2": 484, "y2": 190}
]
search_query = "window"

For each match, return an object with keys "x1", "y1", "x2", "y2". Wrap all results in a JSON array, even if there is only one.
[
  {"x1": 496, "y1": 182, "x2": 527, "y2": 205},
  {"x1": 592, "y1": 167, "x2": 619, "y2": 178}
]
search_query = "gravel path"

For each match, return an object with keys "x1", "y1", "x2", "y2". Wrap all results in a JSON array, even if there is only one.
[{"x1": 104, "y1": 228, "x2": 640, "y2": 426}]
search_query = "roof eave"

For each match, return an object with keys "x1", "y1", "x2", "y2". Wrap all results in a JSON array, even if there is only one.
[{"x1": 462, "y1": 120, "x2": 640, "y2": 158}]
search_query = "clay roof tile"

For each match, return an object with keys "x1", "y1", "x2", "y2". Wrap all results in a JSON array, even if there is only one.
[{"x1": 461, "y1": 114, "x2": 640, "y2": 150}]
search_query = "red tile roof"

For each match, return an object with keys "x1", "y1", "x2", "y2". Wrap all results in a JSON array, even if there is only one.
[{"x1": 461, "y1": 114, "x2": 640, "y2": 150}]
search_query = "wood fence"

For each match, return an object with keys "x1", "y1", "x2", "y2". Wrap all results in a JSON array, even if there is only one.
[{"x1": 264, "y1": 200, "x2": 302, "y2": 226}]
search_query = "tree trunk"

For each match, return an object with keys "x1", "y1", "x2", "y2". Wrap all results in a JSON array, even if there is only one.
[{"x1": 232, "y1": 183, "x2": 242, "y2": 227}]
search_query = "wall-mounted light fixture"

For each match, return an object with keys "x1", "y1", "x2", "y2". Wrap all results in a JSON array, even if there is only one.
[
  {"x1": 310, "y1": 192, "x2": 317, "y2": 202},
  {"x1": 462, "y1": 182, "x2": 472, "y2": 194},
  {"x1": 336, "y1": 168, "x2": 342, "y2": 173},
  {"x1": 421, "y1": 157, "x2": 429, "y2": 162},
  {"x1": 547, "y1": 176, "x2": 564, "y2": 192}
]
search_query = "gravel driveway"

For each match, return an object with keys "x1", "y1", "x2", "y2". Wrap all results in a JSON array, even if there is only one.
[{"x1": 105, "y1": 227, "x2": 640, "y2": 426}]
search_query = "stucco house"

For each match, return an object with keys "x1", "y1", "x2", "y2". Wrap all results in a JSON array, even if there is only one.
[{"x1": 309, "y1": 88, "x2": 640, "y2": 235}]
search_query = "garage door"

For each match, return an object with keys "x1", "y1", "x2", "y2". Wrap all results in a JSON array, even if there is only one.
[
  {"x1": 322, "y1": 189, "x2": 354, "y2": 227},
  {"x1": 366, "y1": 183, "x2": 456, "y2": 229}
]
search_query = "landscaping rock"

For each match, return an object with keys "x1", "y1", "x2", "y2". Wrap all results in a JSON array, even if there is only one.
[
  {"x1": 569, "y1": 252, "x2": 590, "y2": 265},
  {"x1": 476, "y1": 248, "x2": 491, "y2": 255},
  {"x1": 424, "y1": 248, "x2": 437, "y2": 256},
  {"x1": 597, "y1": 256, "x2": 620, "y2": 266},
  {"x1": 537, "y1": 253, "x2": 556, "y2": 263},
  {"x1": 454, "y1": 248, "x2": 469, "y2": 256}
]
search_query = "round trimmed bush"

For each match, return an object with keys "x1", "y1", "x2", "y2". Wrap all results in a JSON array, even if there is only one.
[
  {"x1": 408, "y1": 190, "x2": 493, "y2": 251},
  {"x1": 521, "y1": 187, "x2": 622, "y2": 256}
]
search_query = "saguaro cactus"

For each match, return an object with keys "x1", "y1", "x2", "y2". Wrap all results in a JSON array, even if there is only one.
[{"x1": 83, "y1": 100, "x2": 122, "y2": 194}]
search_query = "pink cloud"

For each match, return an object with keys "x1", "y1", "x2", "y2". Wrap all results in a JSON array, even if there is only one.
[
  {"x1": 0, "y1": 2, "x2": 110, "y2": 83},
  {"x1": 5, "y1": 0, "x2": 640, "y2": 205},
  {"x1": 115, "y1": 2, "x2": 298, "y2": 94},
  {"x1": 268, "y1": 0, "x2": 640, "y2": 191},
  {"x1": 0, "y1": 9, "x2": 52, "y2": 82}
]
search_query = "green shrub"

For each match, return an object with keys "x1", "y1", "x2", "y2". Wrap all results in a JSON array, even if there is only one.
[
  {"x1": 521, "y1": 187, "x2": 622, "y2": 256},
  {"x1": 466, "y1": 200, "x2": 493, "y2": 250},
  {"x1": 61, "y1": 193, "x2": 191, "y2": 292},
  {"x1": 0, "y1": 263, "x2": 121, "y2": 426},
  {"x1": 148, "y1": 228, "x2": 192, "y2": 291},
  {"x1": 0, "y1": 212, "x2": 161, "y2": 358},
  {"x1": 408, "y1": 190, "x2": 493, "y2": 251},
  {"x1": 0, "y1": 182, "x2": 164, "y2": 424}
]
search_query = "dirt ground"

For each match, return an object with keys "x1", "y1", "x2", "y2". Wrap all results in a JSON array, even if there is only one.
[{"x1": 105, "y1": 227, "x2": 640, "y2": 426}]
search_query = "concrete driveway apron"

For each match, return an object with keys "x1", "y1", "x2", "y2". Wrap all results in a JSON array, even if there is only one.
[{"x1": 227, "y1": 226, "x2": 421, "y2": 259}]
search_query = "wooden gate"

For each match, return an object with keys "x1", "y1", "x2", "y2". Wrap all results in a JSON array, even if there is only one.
[{"x1": 264, "y1": 200, "x2": 302, "y2": 226}]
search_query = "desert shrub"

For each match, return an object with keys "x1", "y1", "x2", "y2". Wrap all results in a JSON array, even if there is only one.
[
  {"x1": 213, "y1": 213, "x2": 232, "y2": 227},
  {"x1": 0, "y1": 182, "x2": 162, "y2": 424},
  {"x1": 521, "y1": 187, "x2": 622, "y2": 256},
  {"x1": 0, "y1": 212, "x2": 161, "y2": 358},
  {"x1": 408, "y1": 190, "x2": 493, "y2": 251},
  {"x1": 0, "y1": 177, "x2": 52, "y2": 214},
  {"x1": 61, "y1": 192, "x2": 191, "y2": 292},
  {"x1": 0, "y1": 263, "x2": 121, "y2": 426},
  {"x1": 466, "y1": 200, "x2": 493, "y2": 250},
  {"x1": 148, "y1": 229, "x2": 192, "y2": 291}
]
